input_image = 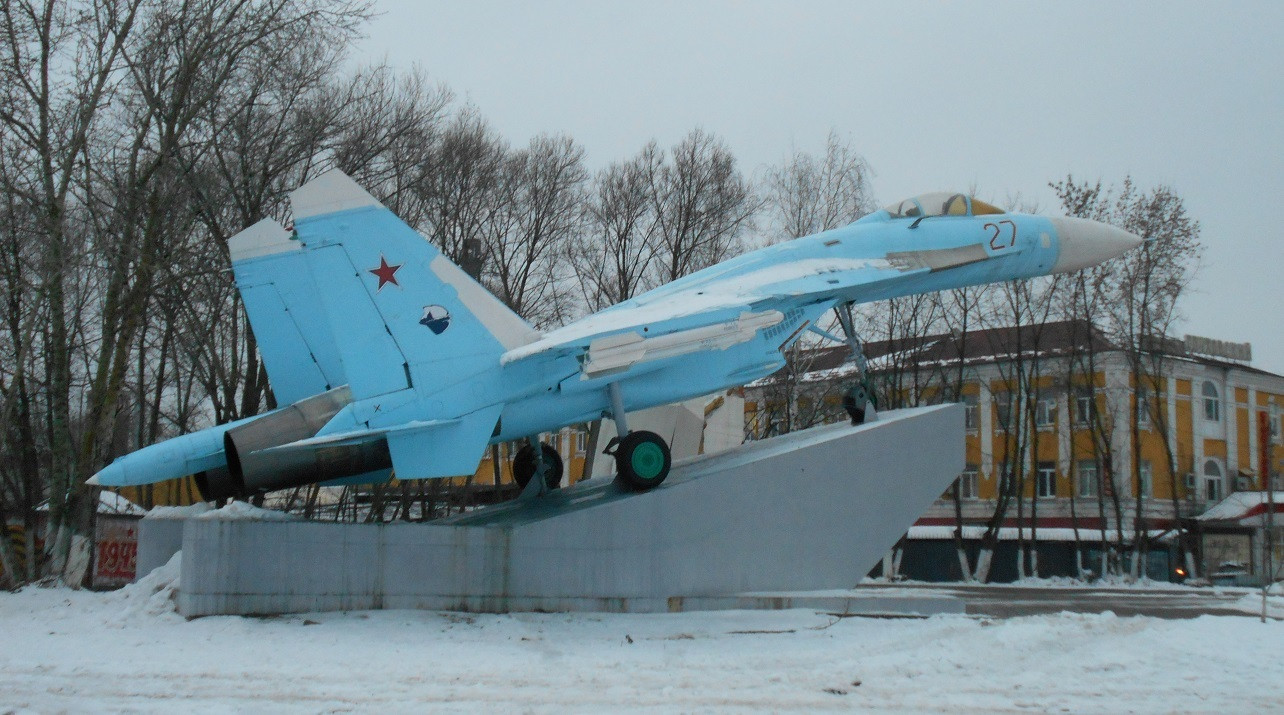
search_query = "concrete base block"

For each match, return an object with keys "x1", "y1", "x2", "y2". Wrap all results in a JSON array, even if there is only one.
[
  {"x1": 135, "y1": 518, "x2": 185, "y2": 582},
  {"x1": 178, "y1": 405, "x2": 962, "y2": 617}
]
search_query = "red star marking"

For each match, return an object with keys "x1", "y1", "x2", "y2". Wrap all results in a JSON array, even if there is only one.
[{"x1": 369, "y1": 255, "x2": 402, "y2": 291}]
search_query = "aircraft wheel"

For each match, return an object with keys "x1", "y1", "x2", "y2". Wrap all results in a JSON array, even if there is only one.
[
  {"x1": 843, "y1": 380, "x2": 876, "y2": 425},
  {"x1": 614, "y1": 430, "x2": 671, "y2": 491},
  {"x1": 513, "y1": 443, "x2": 563, "y2": 490}
]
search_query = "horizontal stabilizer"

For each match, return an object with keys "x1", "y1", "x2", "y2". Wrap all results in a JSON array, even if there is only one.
[{"x1": 386, "y1": 405, "x2": 503, "y2": 480}]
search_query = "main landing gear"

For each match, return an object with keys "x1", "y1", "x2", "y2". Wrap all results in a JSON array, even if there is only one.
[
  {"x1": 513, "y1": 441, "x2": 563, "y2": 491},
  {"x1": 603, "y1": 382, "x2": 672, "y2": 491}
]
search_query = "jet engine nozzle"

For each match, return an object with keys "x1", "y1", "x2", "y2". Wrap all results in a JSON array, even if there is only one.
[
  {"x1": 1049, "y1": 217, "x2": 1142, "y2": 274},
  {"x1": 200, "y1": 386, "x2": 377, "y2": 500}
]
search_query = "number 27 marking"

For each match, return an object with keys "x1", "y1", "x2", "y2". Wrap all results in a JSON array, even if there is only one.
[{"x1": 986, "y1": 220, "x2": 1017, "y2": 250}]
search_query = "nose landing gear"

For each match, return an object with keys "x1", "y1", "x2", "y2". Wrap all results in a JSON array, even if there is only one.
[{"x1": 842, "y1": 377, "x2": 879, "y2": 425}]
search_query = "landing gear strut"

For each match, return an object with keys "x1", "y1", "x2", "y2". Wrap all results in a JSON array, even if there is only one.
[
  {"x1": 603, "y1": 382, "x2": 672, "y2": 491},
  {"x1": 836, "y1": 302, "x2": 878, "y2": 426}
]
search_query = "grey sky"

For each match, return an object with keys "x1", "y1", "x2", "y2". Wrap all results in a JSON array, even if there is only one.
[{"x1": 356, "y1": 1, "x2": 1284, "y2": 373}]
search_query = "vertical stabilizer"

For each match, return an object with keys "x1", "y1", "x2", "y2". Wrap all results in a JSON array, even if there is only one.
[
  {"x1": 288, "y1": 170, "x2": 541, "y2": 402},
  {"x1": 229, "y1": 219, "x2": 347, "y2": 404}
]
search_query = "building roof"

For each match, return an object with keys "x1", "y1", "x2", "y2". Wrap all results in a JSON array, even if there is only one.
[
  {"x1": 1180, "y1": 353, "x2": 1283, "y2": 379},
  {"x1": 773, "y1": 319, "x2": 1115, "y2": 380},
  {"x1": 1195, "y1": 491, "x2": 1284, "y2": 525},
  {"x1": 770, "y1": 319, "x2": 1282, "y2": 382},
  {"x1": 36, "y1": 491, "x2": 146, "y2": 517}
]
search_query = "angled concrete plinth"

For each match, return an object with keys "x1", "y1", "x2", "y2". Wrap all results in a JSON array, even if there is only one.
[
  {"x1": 177, "y1": 405, "x2": 963, "y2": 617},
  {"x1": 136, "y1": 518, "x2": 185, "y2": 581}
]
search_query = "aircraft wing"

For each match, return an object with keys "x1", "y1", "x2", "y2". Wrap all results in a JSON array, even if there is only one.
[{"x1": 503, "y1": 257, "x2": 928, "y2": 368}]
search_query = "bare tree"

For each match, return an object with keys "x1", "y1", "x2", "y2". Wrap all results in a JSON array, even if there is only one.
[
  {"x1": 571, "y1": 143, "x2": 663, "y2": 312},
  {"x1": 0, "y1": 0, "x2": 144, "y2": 582},
  {"x1": 651, "y1": 128, "x2": 757, "y2": 283},
  {"x1": 0, "y1": 0, "x2": 375, "y2": 585},
  {"x1": 763, "y1": 130, "x2": 874, "y2": 243},
  {"x1": 487, "y1": 133, "x2": 587, "y2": 326},
  {"x1": 412, "y1": 107, "x2": 505, "y2": 265},
  {"x1": 1052, "y1": 175, "x2": 1203, "y2": 578}
]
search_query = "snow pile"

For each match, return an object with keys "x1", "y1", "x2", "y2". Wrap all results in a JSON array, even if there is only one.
[
  {"x1": 111, "y1": 552, "x2": 182, "y2": 620},
  {"x1": 144, "y1": 502, "x2": 213, "y2": 519},
  {"x1": 1231, "y1": 583, "x2": 1284, "y2": 619},
  {"x1": 192, "y1": 500, "x2": 298, "y2": 521}
]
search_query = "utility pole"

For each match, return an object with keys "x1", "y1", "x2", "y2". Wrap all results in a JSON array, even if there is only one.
[{"x1": 1260, "y1": 400, "x2": 1277, "y2": 623}]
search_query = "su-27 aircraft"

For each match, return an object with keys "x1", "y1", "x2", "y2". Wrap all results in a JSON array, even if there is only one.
[{"x1": 89, "y1": 172, "x2": 1141, "y2": 498}]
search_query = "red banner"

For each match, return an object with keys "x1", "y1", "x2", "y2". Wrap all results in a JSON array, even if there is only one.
[{"x1": 94, "y1": 518, "x2": 138, "y2": 588}]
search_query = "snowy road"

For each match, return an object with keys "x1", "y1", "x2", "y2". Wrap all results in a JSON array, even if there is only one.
[
  {"x1": 3, "y1": 569, "x2": 1283, "y2": 713},
  {"x1": 858, "y1": 582, "x2": 1264, "y2": 619}
]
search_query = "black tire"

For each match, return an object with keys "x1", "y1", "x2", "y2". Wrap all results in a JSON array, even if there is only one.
[
  {"x1": 843, "y1": 383, "x2": 870, "y2": 425},
  {"x1": 614, "y1": 430, "x2": 671, "y2": 491},
  {"x1": 513, "y1": 443, "x2": 563, "y2": 490}
]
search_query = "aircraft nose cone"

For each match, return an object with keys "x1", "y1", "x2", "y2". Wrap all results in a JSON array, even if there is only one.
[
  {"x1": 86, "y1": 462, "x2": 122, "y2": 487},
  {"x1": 1049, "y1": 216, "x2": 1142, "y2": 274}
]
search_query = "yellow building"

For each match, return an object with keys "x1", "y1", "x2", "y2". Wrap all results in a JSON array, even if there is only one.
[{"x1": 746, "y1": 320, "x2": 1284, "y2": 535}]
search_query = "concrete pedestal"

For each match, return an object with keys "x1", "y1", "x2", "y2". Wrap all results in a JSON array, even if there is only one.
[{"x1": 177, "y1": 405, "x2": 963, "y2": 617}]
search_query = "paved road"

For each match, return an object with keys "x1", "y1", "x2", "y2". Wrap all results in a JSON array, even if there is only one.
[{"x1": 853, "y1": 583, "x2": 1270, "y2": 619}]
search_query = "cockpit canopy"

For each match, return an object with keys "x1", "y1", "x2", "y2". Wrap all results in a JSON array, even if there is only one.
[{"x1": 883, "y1": 193, "x2": 1005, "y2": 219}]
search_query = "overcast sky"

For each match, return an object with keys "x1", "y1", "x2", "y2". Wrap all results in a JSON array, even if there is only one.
[{"x1": 356, "y1": 1, "x2": 1284, "y2": 374}]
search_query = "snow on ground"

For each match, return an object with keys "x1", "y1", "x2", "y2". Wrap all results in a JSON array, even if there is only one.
[{"x1": 3, "y1": 574, "x2": 1283, "y2": 713}]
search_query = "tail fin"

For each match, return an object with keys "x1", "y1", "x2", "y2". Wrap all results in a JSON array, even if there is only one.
[
  {"x1": 289, "y1": 170, "x2": 540, "y2": 401},
  {"x1": 228, "y1": 219, "x2": 348, "y2": 405}
]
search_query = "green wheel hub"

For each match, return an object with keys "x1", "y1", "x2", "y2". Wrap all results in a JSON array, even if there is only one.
[{"x1": 630, "y1": 442, "x2": 665, "y2": 479}]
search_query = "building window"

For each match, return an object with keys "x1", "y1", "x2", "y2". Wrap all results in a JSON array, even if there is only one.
[
  {"x1": 1000, "y1": 470, "x2": 1015, "y2": 495},
  {"x1": 1204, "y1": 459, "x2": 1223, "y2": 502},
  {"x1": 1074, "y1": 388, "x2": 1094, "y2": 425},
  {"x1": 572, "y1": 430, "x2": 587, "y2": 455},
  {"x1": 1034, "y1": 396, "x2": 1056, "y2": 429},
  {"x1": 1271, "y1": 413, "x2": 1281, "y2": 443},
  {"x1": 1036, "y1": 462, "x2": 1057, "y2": 498},
  {"x1": 1202, "y1": 381, "x2": 1220, "y2": 422},
  {"x1": 1136, "y1": 389, "x2": 1150, "y2": 427},
  {"x1": 1138, "y1": 459, "x2": 1152, "y2": 499},
  {"x1": 1078, "y1": 460, "x2": 1099, "y2": 498},
  {"x1": 963, "y1": 394, "x2": 978, "y2": 430},
  {"x1": 995, "y1": 391, "x2": 1014, "y2": 431},
  {"x1": 959, "y1": 466, "x2": 979, "y2": 499}
]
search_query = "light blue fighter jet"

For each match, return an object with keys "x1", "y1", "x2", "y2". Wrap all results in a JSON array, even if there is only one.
[{"x1": 89, "y1": 172, "x2": 1140, "y2": 498}]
